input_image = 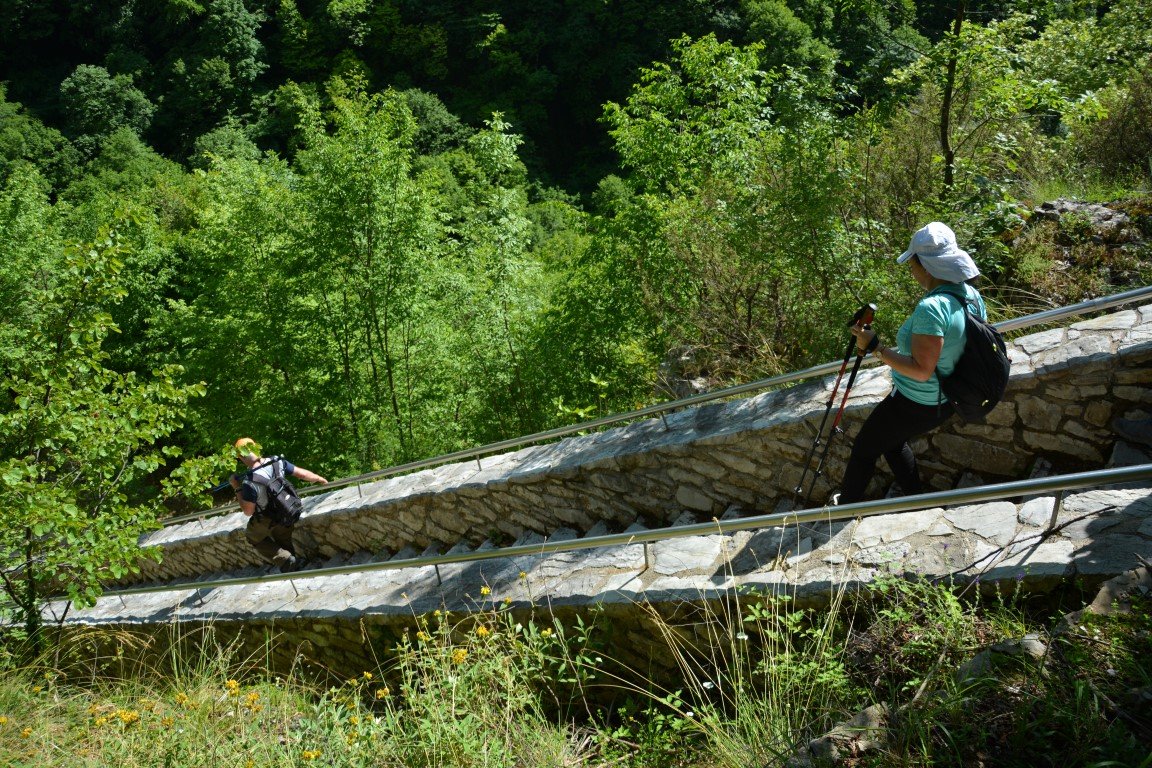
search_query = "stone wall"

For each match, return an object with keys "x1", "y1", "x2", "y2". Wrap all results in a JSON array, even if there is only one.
[
  {"x1": 129, "y1": 304, "x2": 1152, "y2": 585},
  {"x1": 58, "y1": 470, "x2": 1152, "y2": 687}
]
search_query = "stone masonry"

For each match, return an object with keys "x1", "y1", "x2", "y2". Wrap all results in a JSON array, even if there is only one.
[
  {"x1": 47, "y1": 301, "x2": 1152, "y2": 680},
  {"x1": 126, "y1": 304, "x2": 1152, "y2": 584}
]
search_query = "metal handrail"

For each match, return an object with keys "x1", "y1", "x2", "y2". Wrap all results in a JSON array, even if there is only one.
[
  {"x1": 164, "y1": 284, "x2": 1152, "y2": 526},
  {"x1": 114, "y1": 463, "x2": 1152, "y2": 598}
]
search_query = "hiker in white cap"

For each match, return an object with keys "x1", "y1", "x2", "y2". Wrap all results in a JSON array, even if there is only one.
[{"x1": 836, "y1": 222, "x2": 987, "y2": 503}]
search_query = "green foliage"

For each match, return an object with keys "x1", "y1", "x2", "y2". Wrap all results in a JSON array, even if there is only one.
[
  {"x1": 604, "y1": 34, "x2": 773, "y2": 196},
  {"x1": 851, "y1": 575, "x2": 980, "y2": 695},
  {"x1": 189, "y1": 122, "x2": 262, "y2": 169},
  {"x1": 155, "y1": 150, "x2": 317, "y2": 461},
  {"x1": 0, "y1": 606, "x2": 609, "y2": 766},
  {"x1": 401, "y1": 87, "x2": 474, "y2": 156},
  {"x1": 0, "y1": 226, "x2": 202, "y2": 655},
  {"x1": 602, "y1": 35, "x2": 888, "y2": 383},
  {"x1": 58, "y1": 65, "x2": 155, "y2": 157},
  {"x1": 150, "y1": 0, "x2": 267, "y2": 155},
  {"x1": 1069, "y1": 58, "x2": 1152, "y2": 183},
  {"x1": 294, "y1": 87, "x2": 443, "y2": 466},
  {"x1": 598, "y1": 691, "x2": 702, "y2": 768},
  {"x1": 740, "y1": 0, "x2": 837, "y2": 83},
  {"x1": 0, "y1": 85, "x2": 80, "y2": 191}
]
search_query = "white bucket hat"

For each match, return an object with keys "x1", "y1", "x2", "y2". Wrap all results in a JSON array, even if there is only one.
[{"x1": 896, "y1": 222, "x2": 980, "y2": 283}]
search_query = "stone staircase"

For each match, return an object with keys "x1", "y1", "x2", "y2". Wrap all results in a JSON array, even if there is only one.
[{"x1": 53, "y1": 302, "x2": 1152, "y2": 677}]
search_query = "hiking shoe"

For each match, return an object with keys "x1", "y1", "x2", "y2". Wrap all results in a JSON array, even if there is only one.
[{"x1": 1112, "y1": 417, "x2": 1152, "y2": 448}]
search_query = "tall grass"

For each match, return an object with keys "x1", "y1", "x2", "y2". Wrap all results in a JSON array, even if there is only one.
[
  {"x1": 1, "y1": 574, "x2": 1149, "y2": 767},
  {"x1": 0, "y1": 603, "x2": 596, "y2": 767}
]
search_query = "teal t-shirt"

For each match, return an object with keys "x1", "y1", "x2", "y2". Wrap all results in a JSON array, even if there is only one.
[{"x1": 891, "y1": 283, "x2": 987, "y2": 406}]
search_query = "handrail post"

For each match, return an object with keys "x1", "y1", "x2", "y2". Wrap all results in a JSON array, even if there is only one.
[{"x1": 1046, "y1": 490, "x2": 1065, "y2": 531}]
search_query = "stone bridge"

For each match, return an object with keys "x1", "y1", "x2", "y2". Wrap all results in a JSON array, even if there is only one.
[{"x1": 51, "y1": 299, "x2": 1152, "y2": 680}]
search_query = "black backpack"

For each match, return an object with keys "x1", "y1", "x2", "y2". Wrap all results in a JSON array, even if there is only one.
[
  {"x1": 936, "y1": 290, "x2": 1011, "y2": 422},
  {"x1": 248, "y1": 457, "x2": 304, "y2": 526}
]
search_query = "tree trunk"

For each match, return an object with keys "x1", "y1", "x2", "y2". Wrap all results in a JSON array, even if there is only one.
[{"x1": 940, "y1": 1, "x2": 966, "y2": 192}]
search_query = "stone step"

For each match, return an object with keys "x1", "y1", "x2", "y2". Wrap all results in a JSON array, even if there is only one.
[
  {"x1": 64, "y1": 480, "x2": 1152, "y2": 678},
  {"x1": 117, "y1": 302, "x2": 1152, "y2": 587}
]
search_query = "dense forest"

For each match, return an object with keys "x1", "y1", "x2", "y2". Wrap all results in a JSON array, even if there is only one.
[{"x1": 2, "y1": 0, "x2": 1152, "y2": 620}]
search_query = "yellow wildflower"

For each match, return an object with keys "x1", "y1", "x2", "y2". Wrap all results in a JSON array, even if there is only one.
[
  {"x1": 518, "y1": 571, "x2": 527, "y2": 580},
  {"x1": 503, "y1": 597, "x2": 512, "y2": 606},
  {"x1": 362, "y1": 671, "x2": 373, "y2": 680},
  {"x1": 480, "y1": 586, "x2": 491, "y2": 596},
  {"x1": 94, "y1": 717, "x2": 109, "y2": 727},
  {"x1": 476, "y1": 625, "x2": 490, "y2": 638},
  {"x1": 116, "y1": 709, "x2": 141, "y2": 726},
  {"x1": 375, "y1": 687, "x2": 390, "y2": 699},
  {"x1": 0, "y1": 715, "x2": 7, "y2": 726},
  {"x1": 302, "y1": 749, "x2": 322, "y2": 760},
  {"x1": 21, "y1": 727, "x2": 32, "y2": 738},
  {"x1": 225, "y1": 679, "x2": 240, "y2": 695},
  {"x1": 31, "y1": 686, "x2": 42, "y2": 693},
  {"x1": 161, "y1": 716, "x2": 174, "y2": 727},
  {"x1": 416, "y1": 631, "x2": 429, "y2": 642},
  {"x1": 451, "y1": 648, "x2": 468, "y2": 665},
  {"x1": 540, "y1": 628, "x2": 553, "y2": 638}
]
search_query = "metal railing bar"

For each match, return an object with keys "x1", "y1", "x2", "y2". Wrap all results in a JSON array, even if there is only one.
[
  {"x1": 164, "y1": 284, "x2": 1152, "y2": 527},
  {"x1": 161, "y1": 358, "x2": 849, "y2": 525},
  {"x1": 992, "y1": 284, "x2": 1152, "y2": 332},
  {"x1": 116, "y1": 463, "x2": 1152, "y2": 599}
]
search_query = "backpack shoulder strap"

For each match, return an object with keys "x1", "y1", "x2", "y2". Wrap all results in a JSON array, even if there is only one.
[
  {"x1": 931, "y1": 285, "x2": 977, "y2": 313},
  {"x1": 247, "y1": 457, "x2": 282, "y2": 487}
]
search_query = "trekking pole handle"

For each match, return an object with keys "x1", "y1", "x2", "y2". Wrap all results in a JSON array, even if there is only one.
[{"x1": 847, "y1": 303, "x2": 877, "y2": 328}]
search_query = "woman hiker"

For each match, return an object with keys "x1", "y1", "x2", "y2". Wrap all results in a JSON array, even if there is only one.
[{"x1": 836, "y1": 221, "x2": 987, "y2": 504}]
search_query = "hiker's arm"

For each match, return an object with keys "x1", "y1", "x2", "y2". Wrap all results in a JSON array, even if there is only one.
[
  {"x1": 234, "y1": 488, "x2": 257, "y2": 517},
  {"x1": 292, "y1": 466, "x2": 328, "y2": 484},
  {"x1": 872, "y1": 333, "x2": 943, "y2": 382}
]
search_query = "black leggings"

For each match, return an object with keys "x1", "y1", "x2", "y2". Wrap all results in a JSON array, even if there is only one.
[{"x1": 838, "y1": 391, "x2": 953, "y2": 503}]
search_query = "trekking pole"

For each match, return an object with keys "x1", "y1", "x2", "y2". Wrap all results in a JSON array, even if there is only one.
[
  {"x1": 803, "y1": 309, "x2": 880, "y2": 505},
  {"x1": 793, "y1": 303, "x2": 876, "y2": 507}
]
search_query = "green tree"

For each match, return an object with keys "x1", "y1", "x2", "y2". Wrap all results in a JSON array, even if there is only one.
[
  {"x1": 602, "y1": 35, "x2": 876, "y2": 383},
  {"x1": 153, "y1": 0, "x2": 268, "y2": 156},
  {"x1": 434, "y1": 114, "x2": 544, "y2": 439},
  {"x1": 295, "y1": 87, "x2": 442, "y2": 467},
  {"x1": 740, "y1": 0, "x2": 837, "y2": 83},
  {"x1": 154, "y1": 152, "x2": 326, "y2": 465},
  {"x1": 58, "y1": 64, "x2": 155, "y2": 156},
  {"x1": 0, "y1": 225, "x2": 201, "y2": 656},
  {"x1": 0, "y1": 84, "x2": 80, "y2": 192},
  {"x1": 604, "y1": 34, "x2": 773, "y2": 197}
]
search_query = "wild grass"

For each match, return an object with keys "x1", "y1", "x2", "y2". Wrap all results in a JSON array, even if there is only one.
[{"x1": 1, "y1": 574, "x2": 1149, "y2": 767}]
